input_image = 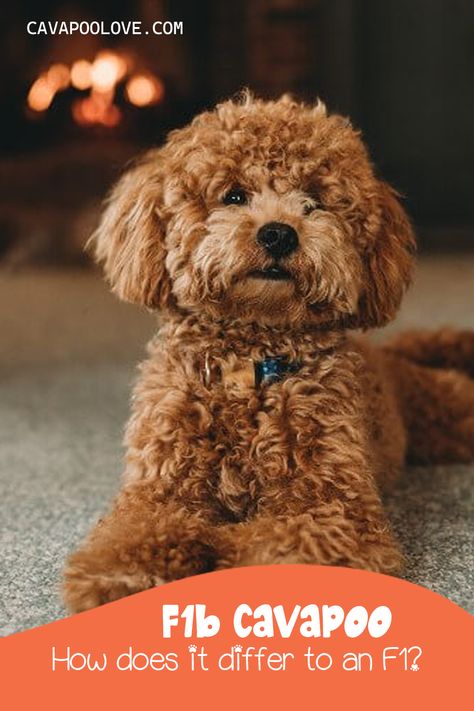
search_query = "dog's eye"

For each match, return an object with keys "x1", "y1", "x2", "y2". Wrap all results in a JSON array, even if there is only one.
[
  {"x1": 303, "y1": 203, "x2": 315, "y2": 216},
  {"x1": 223, "y1": 187, "x2": 248, "y2": 206}
]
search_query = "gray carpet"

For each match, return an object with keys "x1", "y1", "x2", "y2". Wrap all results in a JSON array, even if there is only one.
[{"x1": 1, "y1": 257, "x2": 473, "y2": 634}]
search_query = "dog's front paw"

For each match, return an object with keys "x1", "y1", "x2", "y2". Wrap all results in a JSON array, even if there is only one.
[
  {"x1": 62, "y1": 518, "x2": 219, "y2": 613},
  {"x1": 63, "y1": 550, "x2": 164, "y2": 613},
  {"x1": 215, "y1": 514, "x2": 404, "y2": 575}
]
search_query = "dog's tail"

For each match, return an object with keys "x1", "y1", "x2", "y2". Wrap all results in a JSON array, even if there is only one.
[{"x1": 381, "y1": 329, "x2": 474, "y2": 464}]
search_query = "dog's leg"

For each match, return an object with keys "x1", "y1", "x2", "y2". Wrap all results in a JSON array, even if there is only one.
[
  {"x1": 63, "y1": 358, "x2": 231, "y2": 613},
  {"x1": 384, "y1": 328, "x2": 474, "y2": 378},
  {"x1": 217, "y1": 509, "x2": 402, "y2": 575},
  {"x1": 63, "y1": 480, "x2": 218, "y2": 612},
  {"x1": 380, "y1": 329, "x2": 474, "y2": 463},
  {"x1": 215, "y1": 473, "x2": 402, "y2": 575},
  {"x1": 383, "y1": 353, "x2": 474, "y2": 464}
]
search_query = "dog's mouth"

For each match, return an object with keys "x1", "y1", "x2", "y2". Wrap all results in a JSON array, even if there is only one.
[{"x1": 248, "y1": 265, "x2": 292, "y2": 281}]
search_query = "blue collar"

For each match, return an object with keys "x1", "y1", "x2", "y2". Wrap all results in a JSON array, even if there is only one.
[
  {"x1": 254, "y1": 356, "x2": 301, "y2": 386},
  {"x1": 203, "y1": 353, "x2": 302, "y2": 388}
]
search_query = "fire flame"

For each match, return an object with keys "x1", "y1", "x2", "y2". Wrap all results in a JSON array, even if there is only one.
[
  {"x1": 72, "y1": 90, "x2": 122, "y2": 128},
  {"x1": 27, "y1": 77, "x2": 55, "y2": 112},
  {"x1": 90, "y1": 51, "x2": 127, "y2": 92},
  {"x1": 126, "y1": 74, "x2": 164, "y2": 107},
  {"x1": 27, "y1": 63, "x2": 70, "y2": 112},
  {"x1": 27, "y1": 50, "x2": 164, "y2": 127},
  {"x1": 70, "y1": 60, "x2": 92, "y2": 90}
]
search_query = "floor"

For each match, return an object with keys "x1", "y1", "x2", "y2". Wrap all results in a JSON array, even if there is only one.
[{"x1": 0, "y1": 255, "x2": 473, "y2": 634}]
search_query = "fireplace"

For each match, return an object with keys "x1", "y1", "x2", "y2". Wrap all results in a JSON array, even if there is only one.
[
  {"x1": 0, "y1": 0, "x2": 202, "y2": 266},
  {"x1": 1, "y1": 0, "x2": 473, "y2": 265}
]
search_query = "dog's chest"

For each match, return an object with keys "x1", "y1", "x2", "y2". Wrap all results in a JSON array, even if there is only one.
[
  {"x1": 200, "y1": 355, "x2": 356, "y2": 517},
  {"x1": 138, "y1": 328, "x2": 362, "y2": 519}
]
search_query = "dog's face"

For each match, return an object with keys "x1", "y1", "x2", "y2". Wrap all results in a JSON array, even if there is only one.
[{"x1": 93, "y1": 94, "x2": 415, "y2": 329}]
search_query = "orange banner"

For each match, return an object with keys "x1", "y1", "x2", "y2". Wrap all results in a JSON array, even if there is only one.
[{"x1": 1, "y1": 566, "x2": 472, "y2": 709}]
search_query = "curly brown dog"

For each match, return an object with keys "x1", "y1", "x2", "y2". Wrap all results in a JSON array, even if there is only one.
[{"x1": 63, "y1": 93, "x2": 474, "y2": 612}]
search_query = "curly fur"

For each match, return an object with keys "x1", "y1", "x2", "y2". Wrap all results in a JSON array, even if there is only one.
[{"x1": 63, "y1": 93, "x2": 474, "y2": 612}]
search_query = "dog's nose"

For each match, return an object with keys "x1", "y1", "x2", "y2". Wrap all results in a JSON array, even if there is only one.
[{"x1": 257, "y1": 222, "x2": 298, "y2": 259}]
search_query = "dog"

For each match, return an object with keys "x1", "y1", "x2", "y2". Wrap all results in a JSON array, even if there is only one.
[{"x1": 63, "y1": 93, "x2": 474, "y2": 612}]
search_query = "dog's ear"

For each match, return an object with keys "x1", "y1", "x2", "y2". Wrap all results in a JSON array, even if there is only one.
[
  {"x1": 90, "y1": 150, "x2": 171, "y2": 308},
  {"x1": 357, "y1": 181, "x2": 416, "y2": 328}
]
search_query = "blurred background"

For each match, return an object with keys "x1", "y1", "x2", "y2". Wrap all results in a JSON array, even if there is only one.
[
  {"x1": 1, "y1": 1, "x2": 474, "y2": 632},
  {"x1": 1, "y1": 0, "x2": 473, "y2": 265}
]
